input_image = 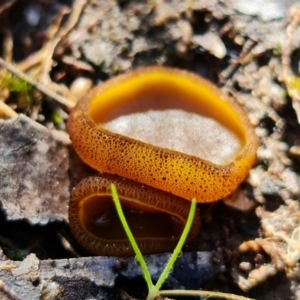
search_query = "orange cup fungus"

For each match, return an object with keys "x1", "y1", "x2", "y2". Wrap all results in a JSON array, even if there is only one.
[{"x1": 68, "y1": 66, "x2": 258, "y2": 256}]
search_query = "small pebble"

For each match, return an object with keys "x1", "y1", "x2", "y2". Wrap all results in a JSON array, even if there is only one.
[
  {"x1": 70, "y1": 77, "x2": 93, "y2": 100},
  {"x1": 24, "y1": 4, "x2": 42, "y2": 27}
]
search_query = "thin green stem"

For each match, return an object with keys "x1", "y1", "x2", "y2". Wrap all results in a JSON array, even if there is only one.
[
  {"x1": 111, "y1": 184, "x2": 197, "y2": 300},
  {"x1": 110, "y1": 184, "x2": 154, "y2": 291},
  {"x1": 154, "y1": 198, "x2": 197, "y2": 292}
]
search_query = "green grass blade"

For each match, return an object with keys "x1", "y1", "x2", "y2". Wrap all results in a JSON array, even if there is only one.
[
  {"x1": 154, "y1": 198, "x2": 197, "y2": 292},
  {"x1": 110, "y1": 184, "x2": 154, "y2": 291}
]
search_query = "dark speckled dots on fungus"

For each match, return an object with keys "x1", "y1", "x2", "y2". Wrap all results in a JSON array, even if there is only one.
[{"x1": 67, "y1": 66, "x2": 258, "y2": 256}]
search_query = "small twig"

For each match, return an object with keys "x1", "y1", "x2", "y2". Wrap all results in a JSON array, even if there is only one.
[
  {"x1": 15, "y1": 0, "x2": 87, "y2": 106},
  {"x1": 18, "y1": 0, "x2": 89, "y2": 73},
  {"x1": 0, "y1": 57, "x2": 75, "y2": 108},
  {"x1": 17, "y1": 7, "x2": 67, "y2": 73},
  {"x1": 0, "y1": 0, "x2": 16, "y2": 15},
  {"x1": 220, "y1": 38, "x2": 257, "y2": 84},
  {"x1": 0, "y1": 280, "x2": 21, "y2": 300},
  {"x1": 0, "y1": 99, "x2": 18, "y2": 119},
  {"x1": 0, "y1": 262, "x2": 17, "y2": 271},
  {"x1": 40, "y1": 6, "x2": 71, "y2": 84},
  {"x1": 56, "y1": 0, "x2": 87, "y2": 42},
  {"x1": 61, "y1": 55, "x2": 94, "y2": 73},
  {"x1": 159, "y1": 290, "x2": 255, "y2": 300},
  {"x1": 47, "y1": 81, "x2": 78, "y2": 104},
  {"x1": 2, "y1": 28, "x2": 13, "y2": 62},
  {"x1": 40, "y1": 0, "x2": 87, "y2": 84},
  {"x1": 17, "y1": 49, "x2": 47, "y2": 72}
]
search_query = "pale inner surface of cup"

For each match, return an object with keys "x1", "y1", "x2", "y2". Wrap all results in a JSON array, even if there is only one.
[{"x1": 102, "y1": 109, "x2": 242, "y2": 166}]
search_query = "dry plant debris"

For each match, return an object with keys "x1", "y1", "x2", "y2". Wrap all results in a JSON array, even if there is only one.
[
  {"x1": 232, "y1": 201, "x2": 300, "y2": 294},
  {"x1": 0, "y1": 0, "x2": 300, "y2": 299},
  {"x1": 0, "y1": 249, "x2": 222, "y2": 300},
  {"x1": 0, "y1": 279, "x2": 21, "y2": 300},
  {"x1": 0, "y1": 115, "x2": 70, "y2": 223}
]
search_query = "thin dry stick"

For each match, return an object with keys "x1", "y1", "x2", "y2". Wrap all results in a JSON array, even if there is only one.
[
  {"x1": 0, "y1": 100, "x2": 18, "y2": 119},
  {"x1": 54, "y1": 0, "x2": 87, "y2": 42},
  {"x1": 2, "y1": 29, "x2": 13, "y2": 62},
  {"x1": 220, "y1": 38, "x2": 257, "y2": 84},
  {"x1": 18, "y1": 0, "x2": 88, "y2": 73},
  {"x1": 17, "y1": 48, "x2": 47, "y2": 72},
  {"x1": 40, "y1": 6, "x2": 71, "y2": 84},
  {"x1": 0, "y1": 280, "x2": 21, "y2": 300},
  {"x1": 47, "y1": 81, "x2": 78, "y2": 105},
  {"x1": 0, "y1": 0, "x2": 16, "y2": 15},
  {"x1": 0, "y1": 57, "x2": 75, "y2": 108},
  {"x1": 159, "y1": 290, "x2": 255, "y2": 300},
  {"x1": 40, "y1": 0, "x2": 87, "y2": 83},
  {"x1": 61, "y1": 55, "x2": 95, "y2": 73},
  {"x1": 38, "y1": 0, "x2": 87, "y2": 104},
  {"x1": 16, "y1": 0, "x2": 87, "y2": 105},
  {"x1": 17, "y1": 7, "x2": 69, "y2": 73}
]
